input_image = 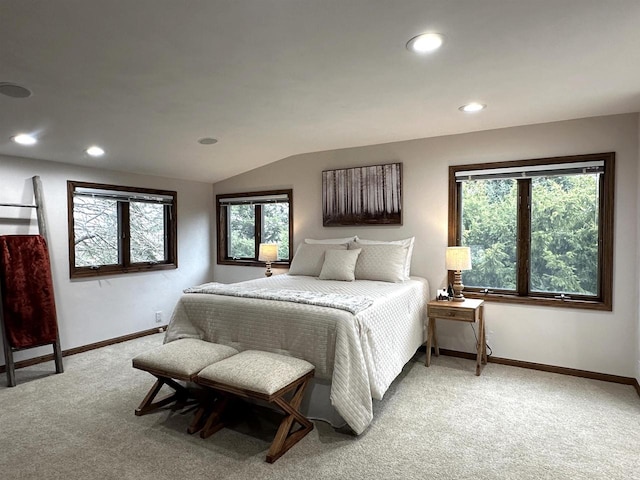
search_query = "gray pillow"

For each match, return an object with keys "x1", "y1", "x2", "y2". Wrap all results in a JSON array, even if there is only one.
[
  {"x1": 288, "y1": 243, "x2": 348, "y2": 276},
  {"x1": 319, "y1": 249, "x2": 362, "y2": 281},
  {"x1": 350, "y1": 241, "x2": 408, "y2": 283},
  {"x1": 355, "y1": 237, "x2": 414, "y2": 280}
]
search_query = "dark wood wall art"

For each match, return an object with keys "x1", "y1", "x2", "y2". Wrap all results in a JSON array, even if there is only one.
[{"x1": 322, "y1": 163, "x2": 402, "y2": 226}]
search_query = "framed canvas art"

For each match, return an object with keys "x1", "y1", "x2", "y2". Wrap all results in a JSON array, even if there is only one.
[{"x1": 322, "y1": 162, "x2": 402, "y2": 226}]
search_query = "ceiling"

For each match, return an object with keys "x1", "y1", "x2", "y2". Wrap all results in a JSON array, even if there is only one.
[{"x1": 1, "y1": 0, "x2": 639, "y2": 184}]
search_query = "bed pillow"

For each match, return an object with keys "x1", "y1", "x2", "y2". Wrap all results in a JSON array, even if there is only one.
[
  {"x1": 288, "y1": 243, "x2": 348, "y2": 276},
  {"x1": 350, "y1": 241, "x2": 408, "y2": 283},
  {"x1": 319, "y1": 249, "x2": 362, "y2": 281},
  {"x1": 305, "y1": 236, "x2": 357, "y2": 245},
  {"x1": 354, "y1": 237, "x2": 414, "y2": 280}
]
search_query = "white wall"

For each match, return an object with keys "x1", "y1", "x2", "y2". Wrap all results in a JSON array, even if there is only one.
[
  {"x1": 213, "y1": 113, "x2": 639, "y2": 378},
  {"x1": 0, "y1": 154, "x2": 214, "y2": 365},
  {"x1": 637, "y1": 116, "x2": 640, "y2": 386}
]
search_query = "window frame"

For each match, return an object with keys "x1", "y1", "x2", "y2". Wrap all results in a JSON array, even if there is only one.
[
  {"x1": 216, "y1": 189, "x2": 293, "y2": 267},
  {"x1": 67, "y1": 180, "x2": 178, "y2": 278},
  {"x1": 448, "y1": 152, "x2": 614, "y2": 311}
]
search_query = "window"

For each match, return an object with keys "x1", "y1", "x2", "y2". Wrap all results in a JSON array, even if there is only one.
[
  {"x1": 449, "y1": 153, "x2": 614, "y2": 310},
  {"x1": 216, "y1": 190, "x2": 292, "y2": 266},
  {"x1": 67, "y1": 181, "x2": 177, "y2": 278}
]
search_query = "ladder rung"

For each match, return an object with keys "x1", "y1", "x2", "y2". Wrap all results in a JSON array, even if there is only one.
[{"x1": 0, "y1": 203, "x2": 37, "y2": 208}]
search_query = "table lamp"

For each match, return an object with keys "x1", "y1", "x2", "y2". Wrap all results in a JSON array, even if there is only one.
[
  {"x1": 258, "y1": 243, "x2": 278, "y2": 277},
  {"x1": 445, "y1": 246, "x2": 472, "y2": 302}
]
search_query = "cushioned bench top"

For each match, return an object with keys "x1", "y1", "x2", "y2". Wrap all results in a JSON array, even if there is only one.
[
  {"x1": 197, "y1": 350, "x2": 314, "y2": 396},
  {"x1": 132, "y1": 338, "x2": 238, "y2": 379}
]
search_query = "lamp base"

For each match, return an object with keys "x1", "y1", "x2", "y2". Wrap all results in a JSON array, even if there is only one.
[
  {"x1": 452, "y1": 270, "x2": 465, "y2": 302},
  {"x1": 264, "y1": 261, "x2": 273, "y2": 277}
]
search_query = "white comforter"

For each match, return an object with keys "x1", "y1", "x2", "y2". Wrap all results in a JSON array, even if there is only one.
[{"x1": 165, "y1": 274, "x2": 428, "y2": 434}]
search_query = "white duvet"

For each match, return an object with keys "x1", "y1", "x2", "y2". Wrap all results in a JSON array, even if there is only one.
[{"x1": 165, "y1": 274, "x2": 428, "y2": 434}]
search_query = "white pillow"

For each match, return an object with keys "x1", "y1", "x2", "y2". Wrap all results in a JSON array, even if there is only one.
[
  {"x1": 319, "y1": 249, "x2": 362, "y2": 281},
  {"x1": 354, "y1": 237, "x2": 414, "y2": 280},
  {"x1": 305, "y1": 236, "x2": 357, "y2": 245},
  {"x1": 288, "y1": 243, "x2": 348, "y2": 276},
  {"x1": 350, "y1": 242, "x2": 408, "y2": 283}
]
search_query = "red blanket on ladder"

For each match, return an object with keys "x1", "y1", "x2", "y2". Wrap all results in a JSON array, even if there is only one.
[{"x1": 0, "y1": 235, "x2": 59, "y2": 349}]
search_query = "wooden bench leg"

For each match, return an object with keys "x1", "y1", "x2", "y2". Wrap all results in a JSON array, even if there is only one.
[
  {"x1": 135, "y1": 376, "x2": 188, "y2": 416},
  {"x1": 200, "y1": 395, "x2": 230, "y2": 439},
  {"x1": 266, "y1": 377, "x2": 313, "y2": 464},
  {"x1": 187, "y1": 391, "x2": 223, "y2": 435},
  {"x1": 188, "y1": 405, "x2": 209, "y2": 434}
]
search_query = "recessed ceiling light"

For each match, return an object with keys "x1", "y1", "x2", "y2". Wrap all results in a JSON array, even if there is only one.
[
  {"x1": 406, "y1": 33, "x2": 444, "y2": 53},
  {"x1": 12, "y1": 133, "x2": 37, "y2": 145},
  {"x1": 0, "y1": 83, "x2": 32, "y2": 98},
  {"x1": 86, "y1": 145, "x2": 105, "y2": 157},
  {"x1": 198, "y1": 137, "x2": 218, "y2": 145},
  {"x1": 459, "y1": 102, "x2": 486, "y2": 113}
]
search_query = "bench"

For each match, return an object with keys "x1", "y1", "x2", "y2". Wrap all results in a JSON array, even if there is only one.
[
  {"x1": 194, "y1": 350, "x2": 315, "y2": 463},
  {"x1": 132, "y1": 338, "x2": 238, "y2": 416}
]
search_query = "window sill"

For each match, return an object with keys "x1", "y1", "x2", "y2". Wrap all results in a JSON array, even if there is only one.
[
  {"x1": 217, "y1": 259, "x2": 290, "y2": 268},
  {"x1": 462, "y1": 291, "x2": 611, "y2": 311},
  {"x1": 70, "y1": 263, "x2": 177, "y2": 279}
]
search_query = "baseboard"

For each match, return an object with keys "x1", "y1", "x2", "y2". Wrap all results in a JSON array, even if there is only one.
[
  {"x1": 430, "y1": 347, "x2": 640, "y2": 397},
  {"x1": 0, "y1": 326, "x2": 166, "y2": 374}
]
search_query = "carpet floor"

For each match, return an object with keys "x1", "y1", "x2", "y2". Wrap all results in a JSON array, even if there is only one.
[{"x1": 1, "y1": 334, "x2": 638, "y2": 480}]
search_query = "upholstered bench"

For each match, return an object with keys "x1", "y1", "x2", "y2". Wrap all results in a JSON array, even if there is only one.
[
  {"x1": 194, "y1": 350, "x2": 315, "y2": 463},
  {"x1": 132, "y1": 338, "x2": 238, "y2": 416}
]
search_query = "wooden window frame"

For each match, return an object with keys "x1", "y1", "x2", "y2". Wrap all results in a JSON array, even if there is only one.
[
  {"x1": 448, "y1": 152, "x2": 614, "y2": 311},
  {"x1": 67, "y1": 181, "x2": 178, "y2": 278},
  {"x1": 216, "y1": 189, "x2": 293, "y2": 267}
]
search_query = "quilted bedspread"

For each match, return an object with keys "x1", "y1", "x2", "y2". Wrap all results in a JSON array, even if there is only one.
[{"x1": 165, "y1": 274, "x2": 428, "y2": 434}]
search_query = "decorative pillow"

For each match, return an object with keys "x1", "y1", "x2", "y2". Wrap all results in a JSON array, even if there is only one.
[
  {"x1": 319, "y1": 249, "x2": 362, "y2": 281},
  {"x1": 288, "y1": 243, "x2": 348, "y2": 276},
  {"x1": 305, "y1": 236, "x2": 357, "y2": 245},
  {"x1": 354, "y1": 237, "x2": 414, "y2": 280},
  {"x1": 350, "y1": 241, "x2": 408, "y2": 283}
]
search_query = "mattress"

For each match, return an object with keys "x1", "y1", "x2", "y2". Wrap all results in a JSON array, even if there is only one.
[{"x1": 165, "y1": 274, "x2": 428, "y2": 434}]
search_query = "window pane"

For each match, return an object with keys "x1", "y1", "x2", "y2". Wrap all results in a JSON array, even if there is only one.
[
  {"x1": 530, "y1": 175, "x2": 599, "y2": 295},
  {"x1": 262, "y1": 203, "x2": 290, "y2": 260},
  {"x1": 73, "y1": 196, "x2": 119, "y2": 267},
  {"x1": 228, "y1": 204, "x2": 255, "y2": 259},
  {"x1": 460, "y1": 179, "x2": 518, "y2": 290},
  {"x1": 130, "y1": 202, "x2": 166, "y2": 263}
]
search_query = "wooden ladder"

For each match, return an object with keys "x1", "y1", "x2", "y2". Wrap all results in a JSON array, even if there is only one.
[{"x1": 0, "y1": 176, "x2": 64, "y2": 387}]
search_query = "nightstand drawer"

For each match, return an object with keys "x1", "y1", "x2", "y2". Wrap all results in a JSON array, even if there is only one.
[{"x1": 428, "y1": 305, "x2": 476, "y2": 322}]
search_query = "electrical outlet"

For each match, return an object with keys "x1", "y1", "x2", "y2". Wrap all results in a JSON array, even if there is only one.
[{"x1": 155, "y1": 311, "x2": 162, "y2": 324}]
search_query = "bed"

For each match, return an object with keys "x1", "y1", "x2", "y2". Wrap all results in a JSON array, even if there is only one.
[{"x1": 164, "y1": 273, "x2": 428, "y2": 435}]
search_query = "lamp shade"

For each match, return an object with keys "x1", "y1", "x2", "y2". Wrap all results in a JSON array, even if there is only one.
[
  {"x1": 258, "y1": 243, "x2": 278, "y2": 262},
  {"x1": 445, "y1": 246, "x2": 472, "y2": 271}
]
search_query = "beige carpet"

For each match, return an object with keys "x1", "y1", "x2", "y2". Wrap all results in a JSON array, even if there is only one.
[{"x1": 1, "y1": 334, "x2": 638, "y2": 480}]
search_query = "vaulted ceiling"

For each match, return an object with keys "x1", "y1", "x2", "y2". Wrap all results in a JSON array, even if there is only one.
[{"x1": 1, "y1": 1, "x2": 639, "y2": 183}]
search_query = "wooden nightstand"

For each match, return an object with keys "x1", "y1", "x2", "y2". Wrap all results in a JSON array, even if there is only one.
[{"x1": 425, "y1": 298, "x2": 487, "y2": 375}]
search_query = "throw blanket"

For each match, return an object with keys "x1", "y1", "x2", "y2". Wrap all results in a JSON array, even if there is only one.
[
  {"x1": 184, "y1": 282, "x2": 374, "y2": 314},
  {"x1": 0, "y1": 235, "x2": 59, "y2": 349}
]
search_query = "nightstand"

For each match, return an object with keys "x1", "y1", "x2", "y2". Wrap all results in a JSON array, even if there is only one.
[{"x1": 425, "y1": 298, "x2": 487, "y2": 375}]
